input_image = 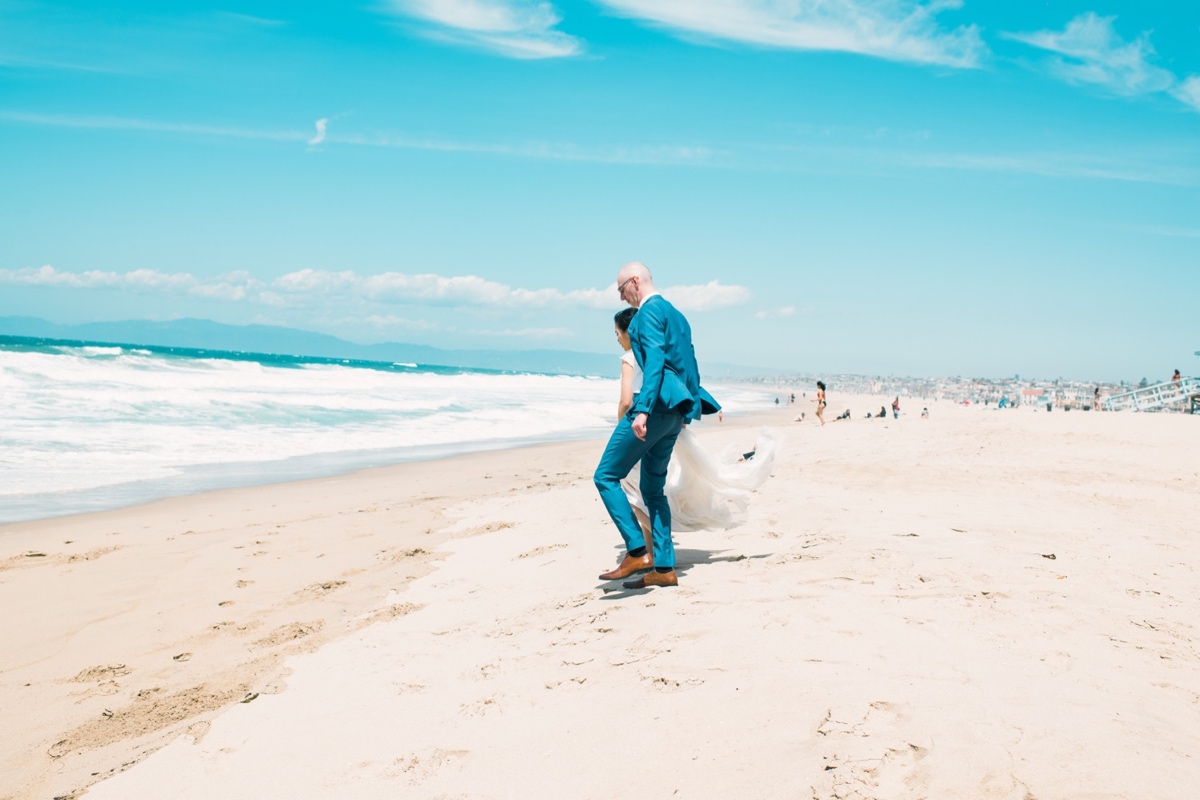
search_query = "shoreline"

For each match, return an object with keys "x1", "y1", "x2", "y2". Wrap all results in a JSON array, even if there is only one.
[{"x1": 3, "y1": 387, "x2": 777, "y2": 527}]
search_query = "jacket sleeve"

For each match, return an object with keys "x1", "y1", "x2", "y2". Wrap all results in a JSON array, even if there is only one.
[{"x1": 630, "y1": 304, "x2": 667, "y2": 416}]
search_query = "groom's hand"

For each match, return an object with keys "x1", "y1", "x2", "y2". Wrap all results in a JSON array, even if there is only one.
[{"x1": 632, "y1": 413, "x2": 649, "y2": 440}]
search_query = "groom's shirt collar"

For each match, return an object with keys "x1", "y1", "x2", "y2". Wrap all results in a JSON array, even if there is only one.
[{"x1": 638, "y1": 290, "x2": 661, "y2": 307}]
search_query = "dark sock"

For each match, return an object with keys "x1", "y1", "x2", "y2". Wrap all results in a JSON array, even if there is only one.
[
  {"x1": 656, "y1": 566, "x2": 674, "y2": 574},
  {"x1": 628, "y1": 547, "x2": 647, "y2": 558}
]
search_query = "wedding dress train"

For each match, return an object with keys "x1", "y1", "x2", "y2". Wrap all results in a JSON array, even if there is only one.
[{"x1": 621, "y1": 425, "x2": 781, "y2": 531}]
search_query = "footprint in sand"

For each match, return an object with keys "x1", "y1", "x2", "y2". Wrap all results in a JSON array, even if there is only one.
[
  {"x1": 386, "y1": 748, "x2": 471, "y2": 784},
  {"x1": 516, "y1": 543, "x2": 568, "y2": 559},
  {"x1": 254, "y1": 620, "x2": 325, "y2": 648},
  {"x1": 639, "y1": 673, "x2": 705, "y2": 692},
  {"x1": 68, "y1": 664, "x2": 132, "y2": 683},
  {"x1": 294, "y1": 580, "x2": 348, "y2": 600},
  {"x1": 812, "y1": 702, "x2": 930, "y2": 799}
]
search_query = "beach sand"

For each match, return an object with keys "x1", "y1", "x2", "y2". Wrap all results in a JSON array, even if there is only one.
[{"x1": 4, "y1": 403, "x2": 1199, "y2": 799}]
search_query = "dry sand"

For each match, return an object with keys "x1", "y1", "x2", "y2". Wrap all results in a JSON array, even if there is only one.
[{"x1": 4, "y1": 403, "x2": 1199, "y2": 799}]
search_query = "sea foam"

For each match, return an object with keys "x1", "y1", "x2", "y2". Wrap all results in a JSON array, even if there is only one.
[{"x1": 1, "y1": 338, "x2": 767, "y2": 523}]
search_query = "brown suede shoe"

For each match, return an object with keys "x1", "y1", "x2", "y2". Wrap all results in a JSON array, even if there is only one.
[
  {"x1": 622, "y1": 570, "x2": 678, "y2": 589},
  {"x1": 599, "y1": 552, "x2": 653, "y2": 581}
]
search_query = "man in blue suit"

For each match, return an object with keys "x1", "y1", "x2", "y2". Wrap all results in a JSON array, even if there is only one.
[{"x1": 594, "y1": 262, "x2": 717, "y2": 589}]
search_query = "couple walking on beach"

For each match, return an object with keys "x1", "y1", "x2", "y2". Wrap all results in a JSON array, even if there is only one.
[{"x1": 592, "y1": 261, "x2": 718, "y2": 590}]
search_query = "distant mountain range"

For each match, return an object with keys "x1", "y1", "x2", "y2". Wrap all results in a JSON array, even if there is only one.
[{"x1": 0, "y1": 316, "x2": 772, "y2": 379}]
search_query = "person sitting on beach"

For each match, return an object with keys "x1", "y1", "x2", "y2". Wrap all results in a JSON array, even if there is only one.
[
  {"x1": 835, "y1": 408, "x2": 851, "y2": 421},
  {"x1": 876, "y1": 406, "x2": 887, "y2": 418},
  {"x1": 921, "y1": 407, "x2": 929, "y2": 419}
]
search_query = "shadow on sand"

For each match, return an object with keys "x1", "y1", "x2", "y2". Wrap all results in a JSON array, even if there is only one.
[{"x1": 597, "y1": 547, "x2": 771, "y2": 599}]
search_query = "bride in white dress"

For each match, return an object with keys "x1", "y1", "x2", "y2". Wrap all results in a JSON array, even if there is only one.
[{"x1": 612, "y1": 308, "x2": 779, "y2": 540}]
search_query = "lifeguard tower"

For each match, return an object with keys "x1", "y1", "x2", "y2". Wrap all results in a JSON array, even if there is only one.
[{"x1": 1102, "y1": 358, "x2": 1199, "y2": 413}]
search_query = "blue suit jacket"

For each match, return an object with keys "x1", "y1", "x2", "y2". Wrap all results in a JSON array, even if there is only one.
[{"x1": 628, "y1": 295, "x2": 720, "y2": 422}]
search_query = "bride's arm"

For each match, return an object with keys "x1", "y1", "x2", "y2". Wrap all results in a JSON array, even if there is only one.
[{"x1": 618, "y1": 361, "x2": 635, "y2": 420}]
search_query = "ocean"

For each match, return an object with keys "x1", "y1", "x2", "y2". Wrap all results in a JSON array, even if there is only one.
[{"x1": 0, "y1": 335, "x2": 769, "y2": 524}]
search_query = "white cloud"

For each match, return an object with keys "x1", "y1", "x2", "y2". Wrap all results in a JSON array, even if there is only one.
[
  {"x1": 1005, "y1": 13, "x2": 1174, "y2": 96},
  {"x1": 1172, "y1": 76, "x2": 1200, "y2": 112},
  {"x1": 1, "y1": 110, "x2": 712, "y2": 166},
  {"x1": 756, "y1": 305, "x2": 796, "y2": 319},
  {"x1": 385, "y1": 0, "x2": 582, "y2": 58},
  {"x1": 0, "y1": 264, "x2": 264, "y2": 299},
  {"x1": 894, "y1": 149, "x2": 1200, "y2": 186},
  {"x1": 0, "y1": 265, "x2": 752, "y2": 314},
  {"x1": 591, "y1": 0, "x2": 985, "y2": 68},
  {"x1": 272, "y1": 270, "x2": 752, "y2": 312},
  {"x1": 661, "y1": 279, "x2": 753, "y2": 312},
  {"x1": 0, "y1": 110, "x2": 307, "y2": 142},
  {"x1": 335, "y1": 131, "x2": 716, "y2": 165},
  {"x1": 308, "y1": 117, "x2": 328, "y2": 146}
]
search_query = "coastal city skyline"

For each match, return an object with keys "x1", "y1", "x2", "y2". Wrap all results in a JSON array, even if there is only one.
[{"x1": 2, "y1": 1, "x2": 1198, "y2": 381}]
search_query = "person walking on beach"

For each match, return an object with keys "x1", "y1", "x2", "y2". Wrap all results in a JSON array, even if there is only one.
[
  {"x1": 892, "y1": 396, "x2": 900, "y2": 419},
  {"x1": 815, "y1": 381, "x2": 827, "y2": 426},
  {"x1": 594, "y1": 262, "x2": 715, "y2": 590}
]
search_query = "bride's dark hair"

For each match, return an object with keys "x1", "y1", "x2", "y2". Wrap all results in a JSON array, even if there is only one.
[{"x1": 614, "y1": 307, "x2": 637, "y2": 333}]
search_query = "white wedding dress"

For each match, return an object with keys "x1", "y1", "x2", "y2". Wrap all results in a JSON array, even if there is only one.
[{"x1": 618, "y1": 351, "x2": 780, "y2": 531}]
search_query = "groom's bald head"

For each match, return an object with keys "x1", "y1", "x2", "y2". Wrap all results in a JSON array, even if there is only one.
[{"x1": 617, "y1": 261, "x2": 655, "y2": 307}]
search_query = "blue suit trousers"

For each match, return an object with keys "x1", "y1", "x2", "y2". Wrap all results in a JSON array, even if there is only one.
[{"x1": 593, "y1": 407, "x2": 684, "y2": 569}]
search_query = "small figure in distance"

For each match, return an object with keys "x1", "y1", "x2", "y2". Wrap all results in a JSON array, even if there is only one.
[
  {"x1": 1094, "y1": 386, "x2": 1101, "y2": 411},
  {"x1": 815, "y1": 381, "x2": 827, "y2": 426},
  {"x1": 921, "y1": 407, "x2": 929, "y2": 419},
  {"x1": 738, "y1": 446, "x2": 756, "y2": 462},
  {"x1": 876, "y1": 406, "x2": 887, "y2": 418},
  {"x1": 892, "y1": 396, "x2": 900, "y2": 419},
  {"x1": 835, "y1": 408, "x2": 851, "y2": 421},
  {"x1": 1173, "y1": 369, "x2": 1182, "y2": 387}
]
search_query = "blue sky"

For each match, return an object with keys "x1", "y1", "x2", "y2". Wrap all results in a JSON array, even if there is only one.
[{"x1": 1, "y1": 0, "x2": 1197, "y2": 381}]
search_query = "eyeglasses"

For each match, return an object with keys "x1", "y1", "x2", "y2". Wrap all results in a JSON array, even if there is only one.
[{"x1": 617, "y1": 276, "x2": 635, "y2": 296}]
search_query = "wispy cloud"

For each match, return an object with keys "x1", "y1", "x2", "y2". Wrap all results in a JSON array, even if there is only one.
[
  {"x1": 0, "y1": 110, "x2": 712, "y2": 166},
  {"x1": 662, "y1": 280, "x2": 753, "y2": 312},
  {"x1": 383, "y1": 0, "x2": 582, "y2": 59},
  {"x1": 1004, "y1": 13, "x2": 1200, "y2": 115},
  {"x1": 1124, "y1": 223, "x2": 1200, "y2": 240},
  {"x1": 213, "y1": 11, "x2": 287, "y2": 28},
  {"x1": 308, "y1": 117, "x2": 328, "y2": 147},
  {"x1": 756, "y1": 305, "x2": 797, "y2": 319},
  {"x1": 1172, "y1": 76, "x2": 1200, "y2": 112},
  {"x1": 755, "y1": 137, "x2": 1200, "y2": 186},
  {"x1": 0, "y1": 110, "x2": 306, "y2": 142},
  {"x1": 274, "y1": 269, "x2": 751, "y2": 312},
  {"x1": 591, "y1": 0, "x2": 985, "y2": 68},
  {"x1": 1, "y1": 265, "x2": 752, "y2": 313},
  {"x1": 894, "y1": 149, "x2": 1200, "y2": 186},
  {"x1": 0, "y1": 265, "x2": 264, "y2": 299},
  {"x1": 334, "y1": 130, "x2": 715, "y2": 165}
]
